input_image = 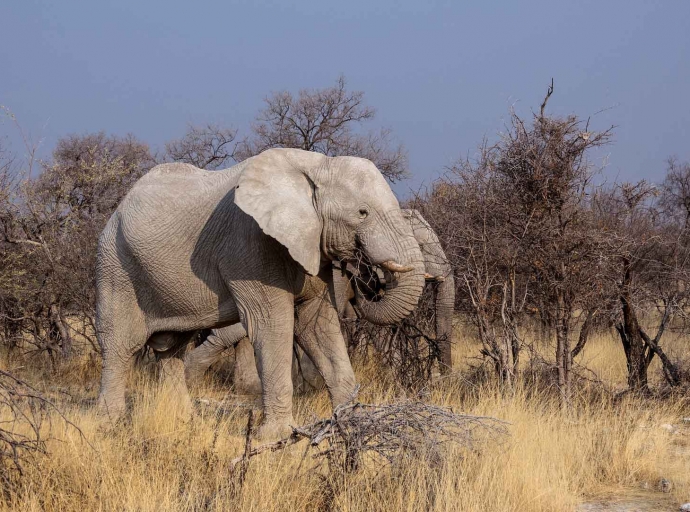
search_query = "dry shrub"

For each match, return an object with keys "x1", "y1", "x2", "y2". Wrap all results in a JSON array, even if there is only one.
[{"x1": 0, "y1": 370, "x2": 81, "y2": 497}]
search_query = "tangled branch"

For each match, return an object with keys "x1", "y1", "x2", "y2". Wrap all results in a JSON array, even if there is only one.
[{"x1": 230, "y1": 392, "x2": 508, "y2": 474}]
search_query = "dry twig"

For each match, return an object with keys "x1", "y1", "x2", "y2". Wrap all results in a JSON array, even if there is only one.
[
  {"x1": 0, "y1": 369, "x2": 85, "y2": 494},
  {"x1": 230, "y1": 391, "x2": 507, "y2": 474}
]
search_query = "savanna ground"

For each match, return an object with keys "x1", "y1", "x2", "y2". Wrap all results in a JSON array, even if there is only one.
[{"x1": 1, "y1": 321, "x2": 689, "y2": 512}]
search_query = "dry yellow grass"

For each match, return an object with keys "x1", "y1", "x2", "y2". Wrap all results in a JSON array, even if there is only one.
[{"x1": 1, "y1": 326, "x2": 689, "y2": 511}]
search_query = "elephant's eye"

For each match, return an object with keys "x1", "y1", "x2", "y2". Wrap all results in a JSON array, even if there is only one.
[{"x1": 359, "y1": 208, "x2": 369, "y2": 219}]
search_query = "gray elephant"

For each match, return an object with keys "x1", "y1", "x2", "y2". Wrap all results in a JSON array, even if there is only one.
[
  {"x1": 95, "y1": 148, "x2": 426, "y2": 437},
  {"x1": 184, "y1": 209, "x2": 455, "y2": 393}
]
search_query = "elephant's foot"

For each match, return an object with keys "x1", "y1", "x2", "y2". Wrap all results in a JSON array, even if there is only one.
[
  {"x1": 167, "y1": 390, "x2": 194, "y2": 423},
  {"x1": 326, "y1": 375, "x2": 358, "y2": 409},
  {"x1": 96, "y1": 390, "x2": 127, "y2": 423},
  {"x1": 256, "y1": 415, "x2": 295, "y2": 441},
  {"x1": 95, "y1": 397, "x2": 128, "y2": 434},
  {"x1": 96, "y1": 405, "x2": 125, "y2": 424}
]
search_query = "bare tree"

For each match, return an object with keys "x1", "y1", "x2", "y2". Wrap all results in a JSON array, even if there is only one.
[
  {"x1": 0, "y1": 145, "x2": 22, "y2": 351},
  {"x1": 660, "y1": 157, "x2": 690, "y2": 226},
  {"x1": 165, "y1": 123, "x2": 240, "y2": 170},
  {"x1": 596, "y1": 174, "x2": 690, "y2": 391},
  {"x1": 415, "y1": 84, "x2": 612, "y2": 403},
  {"x1": 414, "y1": 144, "x2": 527, "y2": 387},
  {"x1": 495, "y1": 91, "x2": 611, "y2": 405},
  {"x1": 0, "y1": 133, "x2": 154, "y2": 359},
  {"x1": 238, "y1": 75, "x2": 408, "y2": 182}
]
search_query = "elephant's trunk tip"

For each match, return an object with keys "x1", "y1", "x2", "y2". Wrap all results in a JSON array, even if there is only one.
[{"x1": 380, "y1": 260, "x2": 414, "y2": 273}]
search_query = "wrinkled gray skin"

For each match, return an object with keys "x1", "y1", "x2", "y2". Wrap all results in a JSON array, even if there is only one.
[
  {"x1": 184, "y1": 210, "x2": 455, "y2": 393},
  {"x1": 96, "y1": 148, "x2": 425, "y2": 438},
  {"x1": 405, "y1": 210, "x2": 455, "y2": 373}
]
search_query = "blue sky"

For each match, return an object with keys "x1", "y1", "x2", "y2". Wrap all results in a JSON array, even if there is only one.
[{"x1": 2, "y1": 0, "x2": 689, "y2": 196}]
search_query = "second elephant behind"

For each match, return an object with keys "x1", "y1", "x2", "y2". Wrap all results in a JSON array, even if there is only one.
[{"x1": 184, "y1": 210, "x2": 455, "y2": 392}]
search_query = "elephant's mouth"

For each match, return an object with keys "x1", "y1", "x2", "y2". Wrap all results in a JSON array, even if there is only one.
[
  {"x1": 353, "y1": 266, "x2": 386, "y2": 302},
  {"x1": 347, "y1": 252, "x2": 403, "y2": 303},
  {"x1": 345, "y1": 252, "x2": 386, "y2": 302},
  {"x1": 348, "y1": 257, "x2": 446, "y2": 305}
]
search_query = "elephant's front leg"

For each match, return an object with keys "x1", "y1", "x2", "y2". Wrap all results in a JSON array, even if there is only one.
[
  {"x1": 295, "y1": 293, "x2": 357, "y2": 408},
  {"x1": 240, "y1": 290, "x2": 296, "y2": 439}
]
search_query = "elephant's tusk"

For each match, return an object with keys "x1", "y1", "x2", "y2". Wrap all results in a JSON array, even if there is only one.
[
  {"x1": 424, "y1": 273, "x2": 446, "y2": 282},
  {"x1": 380, "y1": 260, "x2": 414, "y2": 273}
]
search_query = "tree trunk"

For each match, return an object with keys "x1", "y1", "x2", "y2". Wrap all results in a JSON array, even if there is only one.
[
  {"x1": 571, "y1": 309, "x2": 595, "y2": 359},
  {"x1": 50, "y1": 304, "x2": 72, "y2": 359},
  {"x1": 555, "y1": 290, "x2": 572, "y2": 408},
  {"x1": 617, "y1": 267, "x2": 653, "y2": 392},
  {"x1": 475, "y1": 310, "x2": 516, "y2": 388},
  {"x1": 499, "y1": 333, "x2": 515, "y2": 388},
  {"x1": 638, "y1": 326, "x2": 681, "y2": 387}
]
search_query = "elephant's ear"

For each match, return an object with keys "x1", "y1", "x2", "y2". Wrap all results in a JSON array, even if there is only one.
[{"x1": 234, "y1": 149, "x2": 323, "y2": 276}]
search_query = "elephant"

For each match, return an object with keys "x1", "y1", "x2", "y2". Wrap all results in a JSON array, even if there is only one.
[
  {"x1": 95, "y1": 148, "x2": 426, "y2": 437},
  {"x1": 183, "y1": 209, "x2": 455, "y2": 393}
]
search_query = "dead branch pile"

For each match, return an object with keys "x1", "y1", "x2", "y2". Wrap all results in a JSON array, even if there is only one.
[{"x1": 231, "y1": 394, "x2": 508, "y2": 475}]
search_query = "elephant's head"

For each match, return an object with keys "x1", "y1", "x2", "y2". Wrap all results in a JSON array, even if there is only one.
[
  {"x1": 233, "y1": 148, "x2": 425, "y2": 324},
  {"x1": 332, "y1": 209, "x2": 454, "y2": 320},
  {"x1": 330, "y1": 209, "x2": 456, "y2": 371}
]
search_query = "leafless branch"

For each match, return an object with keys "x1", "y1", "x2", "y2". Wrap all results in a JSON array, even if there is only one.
[{"x1": 230, "y1": 393, "x2": 508, "y2": 474}]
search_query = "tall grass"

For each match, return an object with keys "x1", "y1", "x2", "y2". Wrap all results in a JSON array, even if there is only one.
[{"x1": 1, "y1": 326, "x2": 688, "y2": 511}]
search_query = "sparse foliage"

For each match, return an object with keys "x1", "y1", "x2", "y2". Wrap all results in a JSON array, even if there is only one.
[
  {"x1": 165, "y1": 123, "x2": 240, "y2": 170},
  {"x1": 415, "y1": 84, "x2": 613, "y2": 403},
  {"x1": 238, "y1": 76, "x2": 408, "y2": 181}
]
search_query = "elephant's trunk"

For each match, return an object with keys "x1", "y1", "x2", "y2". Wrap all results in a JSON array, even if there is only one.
[
  {"x1": 434, "y1": 273, "x2": 455, "y2": 374},
  {"x1": 354, "y1": 210, "x2": 425, "y2": 325}
]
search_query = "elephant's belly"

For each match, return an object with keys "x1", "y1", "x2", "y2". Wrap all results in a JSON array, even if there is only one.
[{"x1": 143, "y1": 287, "x2": 241, "y2": 333}]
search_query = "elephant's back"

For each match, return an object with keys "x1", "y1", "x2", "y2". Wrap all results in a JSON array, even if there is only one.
[
  {"x1": 116, "y1": 164, "x2": 239, "y2": 238},
  {"x1": 129, "y1": 162, "x2": 240, "y2": 205},
  {"x1": 98, "y1": 163, "x2": 238, "y2": 270}
]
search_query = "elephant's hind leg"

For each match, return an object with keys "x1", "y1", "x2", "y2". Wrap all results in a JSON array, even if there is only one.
[{"x1": 97, "y1": 317, "x2": 147, "y2": 423}]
